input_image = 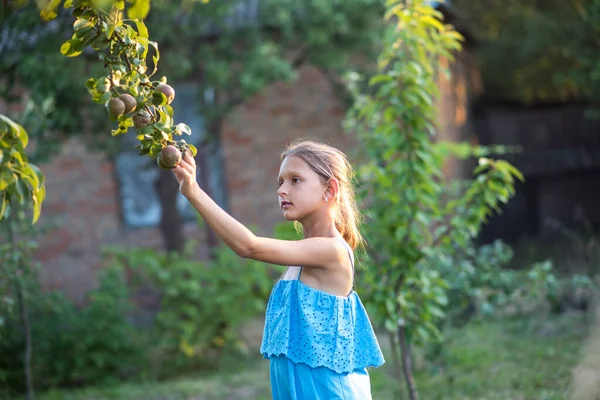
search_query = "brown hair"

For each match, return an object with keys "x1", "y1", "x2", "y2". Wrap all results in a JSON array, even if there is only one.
[{"x1": 281, "y1": 139, "x2": 365, "y2": 250}]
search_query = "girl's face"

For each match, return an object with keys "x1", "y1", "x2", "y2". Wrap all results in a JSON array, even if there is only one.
[{"x1": 277, "y1": 155, "x2": 328, "y2": 221}]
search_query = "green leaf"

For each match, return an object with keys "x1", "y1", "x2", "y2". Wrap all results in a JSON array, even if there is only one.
[
  {"x1": 369, "y1": 74, "x2": 392, "y2": 86},
  {"x1": 75, "y1": 26, "x2": 97, "y2": 46},
  {"x1": 134, "y1": 20, "x2": 149, "y2": 39},
  {"x1": 13, "y1": 179, "x2": 27, "y2": 204},
  {"x1": 85, "y1": 78, "x2": 96, "y2": 90},
  {"x1": 21, "y1": 164, "x2": 42, "y2": 191},
  {"x1": 9, "y1": 148, "x2": 24, "y2": 164},
  {"x1": 39, "y1": 0, "x2": 62, "y2": 20},
  {"x1": 152, "y1": 92, "x2": 167, "y2": 106},
  {"x1": 496, "y1": 160, "x2": 525, "y2": 182},
  {"x1": 31, "y1": 188, "x2": 43, "y2": 223},
  {"x1": 0, "y1": 115, "x2": 28, "y2": 148},
  {"x1": 187, "y1": 144, "x2": 198, "y2": 157},
  {"x1": 127, "y1": 0, "x2": 151, "y2": 20},
  {"x1": 0, "y1": 169, "x2": 14, "y2": 191},
  {"x1": 148, "y1": 41, "x2": 160, "y2": 77},
  {"x1": 421, "y1": 15, "x2": 444, "y2": 31},
  {"x1": 60, "y1": 39, "x2": 84, "y2": 57},
  {"x1": 0, "y1": 193, "x2": 7, "y2": 220},
  {"x1": 106, "y1": 22, "x2": 120, "y2": 40}
]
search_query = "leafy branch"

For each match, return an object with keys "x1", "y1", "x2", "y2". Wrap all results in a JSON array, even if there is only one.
[
  {"x1": 0, "y1": 116, "x2": 45, "y2": 224},
  {"x1": 58, "y1": 0, "x2": 198, "y2": 168}
]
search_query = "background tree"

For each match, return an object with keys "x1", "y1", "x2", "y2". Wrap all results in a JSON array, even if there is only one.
[
  {"x1": 345, "y1": 1, "x2": 523, "y2": 398},
  {"x1": 451, "y1": 0, "x2": 600, "y2": 107}
]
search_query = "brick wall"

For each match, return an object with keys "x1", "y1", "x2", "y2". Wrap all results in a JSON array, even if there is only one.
[{"x1": 221, "y1": 65, "x2": 358, "y2": 235}]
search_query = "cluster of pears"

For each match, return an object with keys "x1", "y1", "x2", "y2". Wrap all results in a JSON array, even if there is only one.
[
  {"x1": 106, "y1": 83, "x2": 175, "y2": 121},
  {"x1": 106, "y1": 83, "x2": 185, "y2": 169}
]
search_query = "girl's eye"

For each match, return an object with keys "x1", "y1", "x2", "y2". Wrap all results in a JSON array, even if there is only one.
[
  {"x1": 278, "y1": 181, "x2": 283, "y2": 187},
  {"x1": 292, "y1": 178, "x2": 300, "y2": 183}
]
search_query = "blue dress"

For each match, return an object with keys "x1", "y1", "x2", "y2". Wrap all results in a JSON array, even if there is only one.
[{"x1": 260, "y1": 239, "x2": 385, "y2": 399}]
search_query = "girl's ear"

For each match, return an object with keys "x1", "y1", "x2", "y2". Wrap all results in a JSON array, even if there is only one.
[{"x1": 326, "y1": 178, "x2": 339, "y2": 201}]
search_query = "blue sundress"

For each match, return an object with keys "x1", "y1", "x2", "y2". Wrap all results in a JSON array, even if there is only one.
[{"x1": 260, "y1": 239, "x2": 385, "y2": 399}]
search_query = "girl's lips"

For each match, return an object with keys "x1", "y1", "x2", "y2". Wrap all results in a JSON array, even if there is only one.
[{"x1": 281, "y1": 201, "x2": 293, "y2": 209}]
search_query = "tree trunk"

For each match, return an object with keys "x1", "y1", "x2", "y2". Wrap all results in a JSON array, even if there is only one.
[
  {"x1": 17, "y1": 281, "x2": 34, "y2": 400},
  {"x1": 7, "y1": 222, "x2": 34, "y2": 399},
  {"x1": 389, "y1": 331, "x2": 403, "y2": 388},
  {"x1": 197, "y1": 117, "x2": 223, "y2": 258},
  {"x1": 397, "y1": 319, "x2": 418, "y2": 400},
  {"x1": 155, "y1": 168, "x2": 184, "y2": 253}
]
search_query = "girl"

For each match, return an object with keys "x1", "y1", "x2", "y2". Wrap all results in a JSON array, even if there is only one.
[{"x1": 173, "y1": 139, "x2": 385, "y2": 399}]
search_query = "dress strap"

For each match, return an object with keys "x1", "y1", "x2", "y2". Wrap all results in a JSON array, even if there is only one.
[
  {"x1": 335, "y1": 237, "x2": 355, "y2": 289},
  {"x1": 335, "y1": 237, "x2": 354, "y2": 271},
  {"x1": 296, "y1": 238, "x2": 355, "y2": 284}
]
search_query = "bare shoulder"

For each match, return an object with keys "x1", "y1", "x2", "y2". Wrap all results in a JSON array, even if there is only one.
[{"x1": 245, "y1": 235, "x2": 351, "y2": 269}]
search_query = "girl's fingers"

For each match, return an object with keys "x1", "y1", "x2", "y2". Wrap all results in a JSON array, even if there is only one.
[
  {"x1": 180, "y1": 159, "x2": 195, "y2": 174},
  {"x1": 184, "y1": 151, "x2": 196, "y2": 166},
  {"x1": 173, "y1": 165, "x2": 189, "y2": 180}
]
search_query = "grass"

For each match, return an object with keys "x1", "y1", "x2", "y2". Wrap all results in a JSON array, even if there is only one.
[
  {"x1": 34, "y1": 310, "x2": 595, "y2": 400},
  {"x1": 409, "y1": 312, "x2": 591, "y2": 400}
]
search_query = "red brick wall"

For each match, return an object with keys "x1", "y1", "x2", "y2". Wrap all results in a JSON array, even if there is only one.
[
  {"x1": 436, "y1": 51, "x2": 480, "y2": 180},
  {"x1": 222, "y1": 65, "x2": 358, "y2": 234}
]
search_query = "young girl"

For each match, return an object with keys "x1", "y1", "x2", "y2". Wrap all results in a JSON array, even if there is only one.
[{"x1": 173, "y1": 139, "x2": 385, "y2": 399}]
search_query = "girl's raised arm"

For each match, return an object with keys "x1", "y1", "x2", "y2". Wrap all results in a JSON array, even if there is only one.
[{"x1": 174, "y1": 153, "x2": 347, "y2": 269}]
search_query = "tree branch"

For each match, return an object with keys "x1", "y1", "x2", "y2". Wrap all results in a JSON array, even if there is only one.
[
  {"x1": 428, "y1": 169, "x2": 495, "y2": 249},
  {"x1": 291, "y1": 46, "x2": 310, "y2": 68},
  {"x1": 319, "y1": 68, "x2": 353, "y2": 106}
]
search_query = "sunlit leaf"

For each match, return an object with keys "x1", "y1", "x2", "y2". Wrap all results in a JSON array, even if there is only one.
[
  {"x1": 0, "y1": 194, "x2": 7, "y2": 220},
  {"x1": 37, "y1": 0, "x2": 62, "y2": 20},
  {"x1": 187, "y1": 144, "x2": 198, "y2": 157},
  {"x1": 0, "y1": 170, "x2": 14, "y2": 191},
  {"x1": 60, "y1": 39, "x2": 84, "y2": 57},
  {"x1": 32, "y1": 189, "x2": 42, "y2": 223},
  {"x1": 0, "y1": 115, "x2": 28, "y2": 148},
  {"x1": 148, "y1": 41, "x2": 160, "y2": 77},
  {"x1": 134, "y1": 20, "x2": 148, "y2": 39},
  {"x1": 127, "y1": 0, "x2": 150, "y2": 20}
]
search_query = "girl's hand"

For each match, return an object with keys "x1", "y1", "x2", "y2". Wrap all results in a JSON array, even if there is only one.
[{"x1": 172, "y1": 152, "x2": 199, "y2": 198}]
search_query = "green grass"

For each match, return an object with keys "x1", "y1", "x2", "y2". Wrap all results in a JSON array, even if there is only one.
[
  {"x1": 36, "y1": 311, "x2": 593, "y2": 400},
  {"x1": 406, "y1": 312, "x2": 591, "y2": 400}
]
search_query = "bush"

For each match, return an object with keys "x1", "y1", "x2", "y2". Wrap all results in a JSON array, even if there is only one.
[
  {"x1": 431, "y1": 240, "x2": 556, "y2": 325},
  {"x1": 1, "y1": 222, "x2": 296, "y2": 394},
  {"x1": 103, "y1": 240, "x2": 278, "y2": 379},
  {"x1": 0, "y1": 265, "x2": 141, "y2": 395}
]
